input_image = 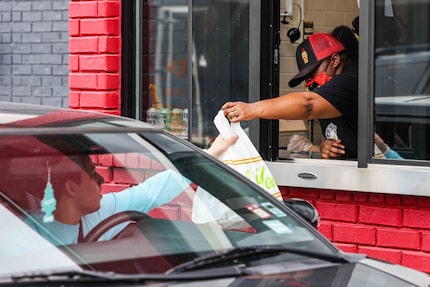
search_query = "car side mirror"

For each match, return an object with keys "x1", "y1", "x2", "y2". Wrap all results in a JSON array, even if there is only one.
[{"x1": 284, "y1": 198, "x2": 320, "y2": 228}]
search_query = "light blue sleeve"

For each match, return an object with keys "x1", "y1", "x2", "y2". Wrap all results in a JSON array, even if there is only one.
[
  {"x1": 384, "y1": 147, "x2": 404, "y2": 159},
  {"x1": 82, "y1": 169, "x2": 192, "y2": 241}
]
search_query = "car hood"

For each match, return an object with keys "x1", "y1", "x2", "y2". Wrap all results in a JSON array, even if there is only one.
[
  {"x1": 165, "y1": 258, "x2": 430, "y2": 287},
  {"x1": 358, "y1": 257, "x2": 430, "y2": 286},
  {"x1": 3, "y1": 257, "x2": 429, "y2": 287}
]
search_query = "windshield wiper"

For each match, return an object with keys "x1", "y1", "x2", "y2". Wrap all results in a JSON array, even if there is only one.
[
  {"x1": 11, "y1": 270, "x2": 115, "y2": 283},
  {"x1": 10, "y1": 248, "x2": 349, "y2": 283},
  {"x1": 11, "y1": 267, "x2": 244, "y2": 284},
  {"x1": 167, "y1": 245, "x2": 349, "y2": 274}
]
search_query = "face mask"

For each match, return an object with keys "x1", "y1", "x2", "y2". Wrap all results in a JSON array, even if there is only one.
[{"x1": 304, "y1": 72, "x2": 332, "y2": 91}]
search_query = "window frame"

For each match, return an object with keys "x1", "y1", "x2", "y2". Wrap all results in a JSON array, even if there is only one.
[
  {"x1": 357, "y1": 0, "x2": 373, "y2": 168},
  {"x1": 267, "y1": 1, "x2": 430, "y2": 197},
  {"x1": 121, "y1": 0, "x2": 278, "y2": 148},
  {"x1": 121, "y1": 0, "x2": 430, "y2": 196}
]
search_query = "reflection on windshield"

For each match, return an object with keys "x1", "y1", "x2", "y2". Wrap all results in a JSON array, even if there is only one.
[
  {"x1": 0, "y1": 204, "x2": 81, "y2": 276},
  {"x1": 0, "y1": 131, "x2": 334, "y2": 275}
]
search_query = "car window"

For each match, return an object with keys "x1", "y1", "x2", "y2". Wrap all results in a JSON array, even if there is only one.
[{"x1": 0, "y1": 131, "x2": 334, "y2": 275}]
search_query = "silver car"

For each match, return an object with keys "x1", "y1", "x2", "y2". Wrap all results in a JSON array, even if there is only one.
[{"x1": 1, "y1": 102, "x2": 429, "y2": 286}]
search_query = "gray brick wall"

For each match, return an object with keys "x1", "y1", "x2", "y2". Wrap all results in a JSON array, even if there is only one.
[{"x1": 0, "y1": 0, "x2": 69, "y2": 107}]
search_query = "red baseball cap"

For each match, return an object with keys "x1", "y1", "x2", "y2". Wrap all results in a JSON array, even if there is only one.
[{"x1": 288, "y1": 33, "x2": 345, "y2": 88}]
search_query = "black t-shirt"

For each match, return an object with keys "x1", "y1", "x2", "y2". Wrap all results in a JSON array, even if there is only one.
[{"x1": 314, "y1": 57, "x2": 358, "y2": 158}]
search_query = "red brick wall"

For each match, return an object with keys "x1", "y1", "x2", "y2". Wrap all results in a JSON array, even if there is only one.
[
  {"x1": 92, "y1": 153, "x2": 194, "y2": 221},
  {"x1": 90, "y1": 153, "x2": 164, "y2": 194},
  {"x1": 281, "y1": 186, "x2": 430, "y2": 273},
  {"x1": 68, "y1": 0, "x2": 122, "y2": 114}
]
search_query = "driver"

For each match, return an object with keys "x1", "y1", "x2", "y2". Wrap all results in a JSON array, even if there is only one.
[{"x1": 26, "y1": 134, "x2": 238, "y2": 245}]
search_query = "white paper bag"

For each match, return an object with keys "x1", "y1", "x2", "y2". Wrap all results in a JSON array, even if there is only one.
[
  {"x1": 191, "y1": 186, "x2": 248, "y2": 229},
  {"x1": 213, "y1": 110, "x2": 282, "y2": 201}
]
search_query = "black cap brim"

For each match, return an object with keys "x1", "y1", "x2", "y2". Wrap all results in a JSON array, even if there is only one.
[{"x1": 288, "y1": 60, "x2": 322, "y2": 88}]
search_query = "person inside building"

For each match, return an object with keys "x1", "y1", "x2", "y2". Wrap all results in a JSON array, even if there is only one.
[
  {"x1": 222, "y1": 31, "x2": 359, "y2": 159},
  {"x1": 317, "y1": 21, "x2": 403, "y2": 159},
  {"x1": 288, "y1": 132, "x2": 403, "y2": 159},
  {"x1": 26, "y1": 134, "x2": 238, "y2": 245}
]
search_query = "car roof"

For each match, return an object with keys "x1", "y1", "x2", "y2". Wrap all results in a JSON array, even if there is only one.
[{"x1": 0, "y1": 102, "x2": 158, "y2": 135}]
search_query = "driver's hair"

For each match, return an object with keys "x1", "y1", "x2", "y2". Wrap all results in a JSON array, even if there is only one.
[{"x1": 50, "y1": 155, "x2": 85, "y2": 196}]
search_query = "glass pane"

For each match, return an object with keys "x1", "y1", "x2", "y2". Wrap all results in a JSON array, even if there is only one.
[
  {"x1": 0, "y1": 128, "x2": 332, "y2": 275},
  {"x1": 191, "y1": 0, "x2": 251, "y2": 148},
  {"x1": 141, "y1": 0, "x2": 257, "y2": 150},
  {"x1": 374, "y1": 0, "x2": 430, "y2": 161},
  {"x1": 142, "y1": 0, "x2": 189, "y2": 137}
]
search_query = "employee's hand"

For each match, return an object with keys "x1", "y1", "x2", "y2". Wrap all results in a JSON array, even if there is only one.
[
  {"x1": 320, "y1": 138, "x2": 345, "y2": 159},
  {"x1": 222, "y1": 102, "x2": 253, "y2": 123}
]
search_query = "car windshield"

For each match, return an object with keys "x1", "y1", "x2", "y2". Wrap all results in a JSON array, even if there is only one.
[{"x1": 0, "y1": 128, "x2": 336, "y2": 276}]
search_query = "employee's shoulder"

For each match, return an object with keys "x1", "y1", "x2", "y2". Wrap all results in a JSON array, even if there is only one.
[
  {"x1": 331, "y1": 71, "x2": 357, "y2": 85},
  {"x1": 343, "y1": 57, "x2": 359, "y2": 74}
]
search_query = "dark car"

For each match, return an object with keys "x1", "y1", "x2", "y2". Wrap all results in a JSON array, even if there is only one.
[
  {"x1": 1, "y1": 102, "x2": 429, "y2": 286},
  {"x1": 374, "y1": 45, "x2": 430, "y2": 159}
]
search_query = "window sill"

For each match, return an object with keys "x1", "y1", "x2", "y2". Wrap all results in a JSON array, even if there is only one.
[{"x1": 267, "y1": 159, "x2": 430, "y2": 197}]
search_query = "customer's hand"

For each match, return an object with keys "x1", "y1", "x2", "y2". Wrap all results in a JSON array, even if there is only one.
[{"x1": 207, "y1": 134, "x2": 239, "y2": 159}]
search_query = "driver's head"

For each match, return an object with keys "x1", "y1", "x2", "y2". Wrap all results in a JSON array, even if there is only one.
[
  {"x1": 50, "y1": 155, "x2": 104, "y2": 196},
  {"x1": 288, "y1": 33, "x2": 345, "y2": 89},
  {"x1": 49, "y1": 155, "x2": 104, "y2": 222},
  {"x1": 70, "y1": 155, "x2": 104, "y2": 186}
]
